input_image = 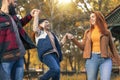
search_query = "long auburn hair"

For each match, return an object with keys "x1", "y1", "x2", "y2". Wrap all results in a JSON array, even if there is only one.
[{"x1": 90, "y1": 11, "x2": 109, "y2": 35}]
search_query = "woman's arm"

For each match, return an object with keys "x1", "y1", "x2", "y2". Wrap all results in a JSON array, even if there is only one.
[
  {"x1": 109, "y1": 31, "x2": 120, "y2": 65},
  {"x1": 66, "y1": 33, "x2": 84, "y2": 50},
  {"x1": 109, "y1": 31, "x2": 118, "y2": 54},
  {"x1": 66, "y1": 30, "x2": 88, "y2": 50}
]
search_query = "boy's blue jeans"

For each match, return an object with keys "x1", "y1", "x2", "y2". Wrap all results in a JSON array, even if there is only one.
[
  {"x1": 85, "y1": 53, "x2": 112, "y2": 80},
  {"x1": 40, "y1": 53, "x2": 60, "y2": 80},
  {"x1": 0, "y1": 57, "x2": 24, "y2": 80}
]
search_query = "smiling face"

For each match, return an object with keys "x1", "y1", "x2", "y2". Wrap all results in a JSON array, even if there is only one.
[
  {"x1": 90, "y1": 13, "x2": 96, "y2": 25},
  {"x1": 89, "y1": 11, "x2": 108, "y2": 35},
  {"x1": 39, "y1": 20, "x2": 50, "y2": 31}
]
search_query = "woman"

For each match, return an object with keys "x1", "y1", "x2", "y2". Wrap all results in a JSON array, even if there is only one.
[
  {"x1": 32, "y1": 10, "x2": 67, "y2": 80},
  {"x1": 67, "y1": 11, "x2": 120, "y2": 80}
]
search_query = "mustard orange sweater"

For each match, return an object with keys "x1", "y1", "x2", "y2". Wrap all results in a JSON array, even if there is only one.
[{"x1": 91, "y1": 26, "x2": 101, "y2": 53}]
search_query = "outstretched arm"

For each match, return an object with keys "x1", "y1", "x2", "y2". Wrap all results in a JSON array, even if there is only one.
[
  {"x1": 20, "y1": 9, "x2": 39, "y2": 27},
  {"x1": 66, "y1": 33, "x2": 85, "y2": 50}
]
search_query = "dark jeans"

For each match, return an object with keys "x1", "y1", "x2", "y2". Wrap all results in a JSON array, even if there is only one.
[
  {"x1": 0, "y1": 57, "x2": 24, "y2": 80},
  {"x1": 40, "y1": 53, "x2": 60, "y2": 80}
]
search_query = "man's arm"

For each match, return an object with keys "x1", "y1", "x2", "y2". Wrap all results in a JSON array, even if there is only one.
[
  {"x1": 20, "y1": 9, "x2": 39, "y2": 27},
  {"x1": 19, "y1": 13, "x2": 32, "y2": 26}
]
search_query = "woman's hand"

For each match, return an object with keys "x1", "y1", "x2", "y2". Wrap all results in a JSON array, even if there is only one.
[{"x1": 66, "y1": 33, "x2": 74, "y2": 40}]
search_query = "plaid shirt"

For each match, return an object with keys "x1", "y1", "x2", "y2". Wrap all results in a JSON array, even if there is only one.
[{"x1": 0, "y1": 12, "x2": 36, "y2": 61}]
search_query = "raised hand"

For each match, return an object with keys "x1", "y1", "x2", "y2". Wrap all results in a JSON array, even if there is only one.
[{"x1": 32, "y1": 9, "x2": 40, "y2": 32}]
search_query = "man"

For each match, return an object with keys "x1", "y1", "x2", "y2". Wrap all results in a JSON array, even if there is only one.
[{"x1": 0, "y1": 0, "x2": 37, "y2": 80}]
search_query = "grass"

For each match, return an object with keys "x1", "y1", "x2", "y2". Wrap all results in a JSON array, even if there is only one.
[
  {"x1": 61, "y1": 73, "x2": 86, "y2": 80},
  {"x1": 24, "y1": 73, "x2": 120, "y2": 80},
  {"x1": 61, "y1": 74, "x2": 120, "y2": 80}
]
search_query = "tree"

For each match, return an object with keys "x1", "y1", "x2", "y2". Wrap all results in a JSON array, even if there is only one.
[{"x1": 17, "y1": 0, "x2": 120, "y2": 74}]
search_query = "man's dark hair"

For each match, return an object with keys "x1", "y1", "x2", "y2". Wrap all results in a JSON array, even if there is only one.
[
  {"x1": 0, "y1": 0, "x2": 2, "y2": 8},
  {"x1": 32, "y1": 19, "x2": 48, "y2": 43},
  {"x1": 9, "y1": 3, "x2": 17, "y2": 15}
]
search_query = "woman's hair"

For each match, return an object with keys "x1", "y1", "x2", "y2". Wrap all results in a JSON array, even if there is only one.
[
  {"x1": 32, "y1": 19, "x2": 48, "y2": 43},
  {"x1": 90, "y1": 11, "x2": 108, "y2": 35}
]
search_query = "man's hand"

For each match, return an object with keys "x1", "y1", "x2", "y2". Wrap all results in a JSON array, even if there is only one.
[{"x1": 30, "y1": 9, "x2": 40, "y2": 17}]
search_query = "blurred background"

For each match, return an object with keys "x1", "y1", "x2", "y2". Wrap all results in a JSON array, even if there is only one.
[{"x1": 16, "y1": 0, "x2": 120, "y2": 80}]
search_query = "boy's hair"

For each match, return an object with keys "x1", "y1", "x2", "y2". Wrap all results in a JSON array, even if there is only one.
[
  {"x1": 39, "y1": 19, "x2": 48, "y2": 24},
  {"x1": 32, "y1": 19, "x2": 48, "y2": 43}
]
